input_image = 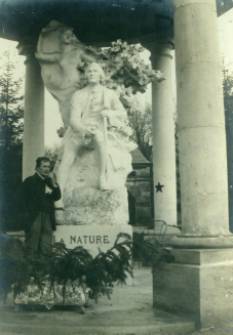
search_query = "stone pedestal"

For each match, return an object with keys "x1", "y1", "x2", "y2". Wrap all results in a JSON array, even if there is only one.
[
  {"x1": 154, "y1": 249, "x2": 233, "y2": 327},
  {"x1": 54, "y1": 224, "x2": 132, "y2": 256}
]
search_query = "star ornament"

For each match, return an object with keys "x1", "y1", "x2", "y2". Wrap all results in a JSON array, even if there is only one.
[{"x1": 155, "y1": 182, "x2": 164, "y2": 192}]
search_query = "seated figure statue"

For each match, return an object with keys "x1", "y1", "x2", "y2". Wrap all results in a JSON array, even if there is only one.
[{"x1": 56, "y1": 62, "x2": 136, "y2": 225}]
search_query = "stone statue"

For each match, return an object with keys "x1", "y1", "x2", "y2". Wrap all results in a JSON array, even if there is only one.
[
  {"x1": 35, "y1": 20, "x2": 94, "y2": 126},
  {"x1": 36, "y1": 22, "x2": 136, "y2": 228},
  {"x1": 57, "y1": 62, "x2": 136, "y2": 225}
]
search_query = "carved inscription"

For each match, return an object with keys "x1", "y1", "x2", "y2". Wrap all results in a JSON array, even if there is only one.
[{"x1": 70, "y1": 235, "x2": 110, "y2": 245}]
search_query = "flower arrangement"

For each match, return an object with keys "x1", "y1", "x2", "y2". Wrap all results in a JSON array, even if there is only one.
[
  {"x1": 0, "y1": 233, "x2": 132, "y2": 308},
  {"x1": 0, "y1": 231, "x2": 173, "y2": 310},
  {"x1": 99, "y1": 39, "x2": 163, "y2": 93}
]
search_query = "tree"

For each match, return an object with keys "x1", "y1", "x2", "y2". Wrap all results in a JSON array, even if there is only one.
[
  {"x1": 97, "y1": 40, "x2": 156, "y2": 160},
  {"x1": 124, "y1": 95, "x2": 152, "y2": 161},
  {"x1": 0, "y1": 51, "x2": 23, "y2": 149},
  {"x1": 223, "y1": 70, "x2": 233, "y2": 232},
  {"x1": 224, "y1": 69, "x2": 233, "y2": 99},
  {"x1": 0, "y1": 51, "x2": 24, "y2": 231}
]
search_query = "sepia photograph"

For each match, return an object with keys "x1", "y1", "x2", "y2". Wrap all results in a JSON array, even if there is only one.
[{"x1": 0, "y1": 0, "x2": 233, "y2": 334}]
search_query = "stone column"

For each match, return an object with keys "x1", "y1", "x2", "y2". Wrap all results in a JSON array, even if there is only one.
[
  {"x1": 147, "y1": 42, "x2": 178, "y2": 234},
  {"x1": 21, "y1": 46, "x2": 45, "y2": 179},
  {"x1": 174, "y1": 0, "x2": 230, "y2": 240},
  {"x1": 154, "y1": 1, "x2": 233, "y2": 328}
]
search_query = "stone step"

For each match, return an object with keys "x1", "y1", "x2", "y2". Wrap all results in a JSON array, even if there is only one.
[{"x1": 0, "y1": 312, "x2": 194, "y2": 335}]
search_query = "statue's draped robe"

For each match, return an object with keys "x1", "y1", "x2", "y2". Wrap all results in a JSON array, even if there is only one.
[{"x1": 57, "y1": 85, "x2": 136, "y2": 225}]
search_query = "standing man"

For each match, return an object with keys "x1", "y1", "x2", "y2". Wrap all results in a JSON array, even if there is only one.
[{"x1": 20, "y1": 156, "x2": 61, "y2": 255}]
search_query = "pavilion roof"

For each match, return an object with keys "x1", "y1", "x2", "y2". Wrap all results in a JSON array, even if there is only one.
[{"x1": 0, "y1": 0, "x2": 231, "y2": 45}]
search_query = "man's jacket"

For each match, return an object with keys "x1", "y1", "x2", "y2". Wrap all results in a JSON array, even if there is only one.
[{"x1": 18, "y1": 173, "x2": 61, "y2": 232}]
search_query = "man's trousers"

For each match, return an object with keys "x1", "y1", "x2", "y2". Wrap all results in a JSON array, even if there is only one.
[{"x1": 26, "y1": 212, "x2": 53, "y2": 256}]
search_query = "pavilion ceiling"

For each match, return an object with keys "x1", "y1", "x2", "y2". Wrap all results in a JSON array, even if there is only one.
[{"x1": 0, "y1": 0, "x2": 231, "y2": 45}]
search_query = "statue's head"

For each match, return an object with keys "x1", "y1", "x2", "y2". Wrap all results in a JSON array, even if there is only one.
[
  {"x1": 41, "y1": 20, "x2": 64, "y2": 33},
  {"x1": 61, "y1": 28, "x2": 78, "y2": 45},
  {"x1": 40, "y1": 21, "x2": 79, "y2": 51},
  {"x1": 85, "y1": 62, "x2": 105, "y2": 84}
]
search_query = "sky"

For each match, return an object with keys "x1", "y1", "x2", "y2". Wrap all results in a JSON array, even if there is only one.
[{"x1": 0, "y1": 8, "x2": 233, "y2": 148}]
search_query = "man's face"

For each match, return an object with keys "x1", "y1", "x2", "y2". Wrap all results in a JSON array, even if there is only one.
[{"x1": 37, "y1": 161, "x2": 51, "y2": 178}]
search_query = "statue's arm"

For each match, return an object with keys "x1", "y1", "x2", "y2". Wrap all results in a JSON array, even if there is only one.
[
  {"x1": 35, "y1": 51, "x2": 61, "y2": 63},
  {"x1": 36, "y1": 33, "x2": 61, "y2": 63},
  {"x1": 107, "y1": 91, "x2": 128, "y2": 126},
  {"x1": 104, "y1": 90, "x2": 134, "y2": 137},
  {"x1": 69, "y1": 93, "x2": 86, "y2": 134}
]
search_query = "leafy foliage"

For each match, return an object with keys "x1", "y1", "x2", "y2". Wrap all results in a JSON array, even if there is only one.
[
  {"x1": 96, "y1": 40, "x2": 163, "y2": 94},
  {"x1": 223, "y1": 69, "x2": 233, "y2": 142},
  {"x1": 223, "y1": 70, "x2": 233, "y2": 230},
  {"x1": 0, "y1": 52, "x2": 24, "y2": 231},
  {"x1": 0, "y1": 51, "x2": 24, "y2": 149},
  {"x1": 85, "y1": 233, "x2": 132, "y2": 301},
  {"x1": 133, "y1": 221, "x2": 174, "y2": 266},
  {"x1": 0, "y1": 235, "x2": 27, "y2": 301},
  {"x1": 0, "y1": 233, "x2": 132, "y2": 304},
  {"x1": 126, "y1": 101, "x2": 152, "y2": 161},
  {"x1": 224, "y1": 69, "x2": 233, "y2": 99},
  {"x1": 93, "y1": 41, "x2": 157, "y2": 161},
  {"x1": 0, "y1": 231, "x2": 173, "y2": 305}
]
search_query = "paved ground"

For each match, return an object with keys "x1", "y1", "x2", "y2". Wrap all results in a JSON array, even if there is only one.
[
  {"x1": 0, "y1": 266, "x2": 195, "y2": 335},
  {"x1": 189, "y1": 327, "x2": 233, "y2": 335}
]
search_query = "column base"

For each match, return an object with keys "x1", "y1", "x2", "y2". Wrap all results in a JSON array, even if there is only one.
[
  {"x1": 170, "y1": 234, "x2": 233, "y2": 248},
  {"x1": 154, "y1": 248, "x2": 233, "y2": 328},
  {"x1": 154, "y1": 220, "x2": 181, "y2": 236}
]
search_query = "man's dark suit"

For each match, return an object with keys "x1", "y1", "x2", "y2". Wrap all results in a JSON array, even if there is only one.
[{"x1": 19, "y1": 173, "x2": 61, "y2": 254}]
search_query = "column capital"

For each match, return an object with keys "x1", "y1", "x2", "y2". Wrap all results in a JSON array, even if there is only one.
[
  {"x1": 142, "y1": 39, "x2": 174, "y2": 68},
  {"x1": 144, "y1": 40, "x2": 174, "y2": 51},
  {"x1": 17, "y1": 40, "x2": 37, "y2": 64}
]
